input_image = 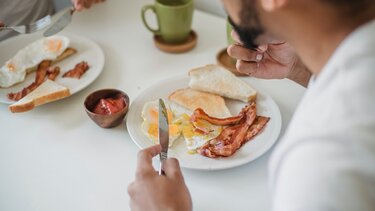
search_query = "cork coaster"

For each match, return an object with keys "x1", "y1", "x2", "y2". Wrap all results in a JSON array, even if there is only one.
[
  {"x1": 216, "y1": 48, "x2": 247, "y2": 76},
  {"x1": 154, "y1": 30, "x2": 197, "y2": 53}
]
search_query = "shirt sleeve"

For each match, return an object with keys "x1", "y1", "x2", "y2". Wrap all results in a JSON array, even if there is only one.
[{"x1": 272, "y1": 139, "x2": 375, "y2": 211}]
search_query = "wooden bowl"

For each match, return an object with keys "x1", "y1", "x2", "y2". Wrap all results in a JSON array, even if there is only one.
[{"x1": 84, "y1": 89, "x2": 129, "y2": 128}]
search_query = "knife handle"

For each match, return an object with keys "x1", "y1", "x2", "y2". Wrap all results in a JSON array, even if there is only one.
[{"x1": 158, "y1": 152, "x2": 168, "y2": 175}]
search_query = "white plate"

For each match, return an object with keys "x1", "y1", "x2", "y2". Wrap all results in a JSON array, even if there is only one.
[
  {"x1": 126, "y1": 75, "x2": 282, "y2": 170},
  {"x1": 0, "y1": 33, "x2": 104, "y2": 104}
]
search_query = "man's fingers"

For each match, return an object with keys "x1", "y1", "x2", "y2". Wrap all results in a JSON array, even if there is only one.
[
  {"x1": 163, "y1": 158, "x2": 183, "y2": 179},
  {"x1": 136, "y1": 145, "x2": 161, "y2": 177},
  {"x1": 83, "y1": 0, "x2": 92, "y2": 8},
  {"x1": 227, "y1": 44, "x2": 263, "y2": 62},
  {"x1": 236, "y1": 60, "x2": 260, "y2": 76},
  {"x1": 72, "y1": 0, "x2": 83, "y2": 11}
]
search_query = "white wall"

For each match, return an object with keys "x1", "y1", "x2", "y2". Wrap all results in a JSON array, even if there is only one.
[
  {"x1": 52, "y1": 0, "x2": 226, "y2": 17},
  {"x1": 195, "y1": 0, "x2": 226, "y2": 17}
]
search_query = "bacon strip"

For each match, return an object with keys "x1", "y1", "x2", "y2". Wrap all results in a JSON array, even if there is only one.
[
  {"x1": 7, "y1": 60, "x2": 53, "y2": 101},
  {"x1": 244, "y1": 116, "x2": 270, "y2": 142},
  {"x1": 62, "y1": 61, "x2": 89, "y2": 79},
  {"x1": 196, "y1": 102, "x2": 270, "y2": 158},
  {"x1": 47, "y1": 66, "x2": 60, "y2": 81},
  {"x1": 191, "y1": 107, "x2": 245, "y2": 126},
  {"x1": 198, "y1": 102, "x2": 257, "y2": 157}
]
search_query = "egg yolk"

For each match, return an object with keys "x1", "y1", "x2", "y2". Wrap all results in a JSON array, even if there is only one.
[
  {"x1": 6, "y1": 62, "x2": 15, "y2": 72},
  {"x1": 148, "y1": 107, "x2": 174, "y2": 124},
  {"x1": 147, "y1": 123, "x2": 180, "y2": 139},
  {"x1": 47, "y1": 39, "x2": 63, "y2": 53}
]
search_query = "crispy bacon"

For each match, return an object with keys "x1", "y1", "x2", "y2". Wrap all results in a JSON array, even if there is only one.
[
  {"x1": 191, "y1": 108, "x2": 244, "y2": 126},
  {"x1": 47, "y1": 66, "x2": 60, "y2": 81},
  {"x1": 244, "y1": 116, "x2": 270, "y2": 141},
  {"x1": 62, "y1": 61, "x2": 89, "y2": 79},
  {"x1": 7, "y1": 61, "x2": 62, "y2": 101},
  {"x1": 7, "y1": 82, "x2": 39, "y2": 101},
  {"x1": 197, "y1": 102, "x2": 270, "y2": 158},
  {"x1": 7, "y1": 60, "x2": 54, "y2": 101}
]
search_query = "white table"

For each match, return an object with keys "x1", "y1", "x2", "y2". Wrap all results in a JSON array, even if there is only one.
[{"x1": 0, "y1": 1, "x2": 305, "y2": 210}]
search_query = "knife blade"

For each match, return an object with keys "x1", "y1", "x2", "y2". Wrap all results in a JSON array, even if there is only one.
[
  {"x1": 43, "y1": 7, "x2": 75, "y2": 37},
  {"x1": 158, "y1": 98, "x2": 169, "y2": 175}
]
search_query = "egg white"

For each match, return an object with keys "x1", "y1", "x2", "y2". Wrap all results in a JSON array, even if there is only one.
[
  {"x1": 179, "y1": 114, "x2": 222, "y2": 153},
  {"x1": 141, "y1": 100, "x2": 182, "y2": 147},
  {"x1": 0, "y1": 35, "x2": 70, "y2": 88}
]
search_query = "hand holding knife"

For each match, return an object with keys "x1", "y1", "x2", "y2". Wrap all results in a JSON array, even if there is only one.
[{"x1": 158, "y1": 99, "x2": 169, "y2": 175}]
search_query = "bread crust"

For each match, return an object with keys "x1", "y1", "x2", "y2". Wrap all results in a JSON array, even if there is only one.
[
  {"x1": 9, "y1": 81, "x2": 70, "y2": 113},
  {"x1": 188, "y1": 64, "x2": 257, "y2": 102}
]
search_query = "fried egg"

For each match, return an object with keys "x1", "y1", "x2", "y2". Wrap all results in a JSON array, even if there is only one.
[
  {"x1": 141, "y1": 100, "x2": 181, "y2": 147},
  {"x1": 179, "y1": 114, "x2": 223, "y2": 153},
  {"x1": 0, "y1": 35, "x2": 70, "y2": 88}
]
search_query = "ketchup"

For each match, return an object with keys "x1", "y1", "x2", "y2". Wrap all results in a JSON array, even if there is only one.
[{"x1": 93, "y1": 94, "x2": 126, "y2": 115}]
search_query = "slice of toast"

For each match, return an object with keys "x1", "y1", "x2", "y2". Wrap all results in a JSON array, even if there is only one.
[
  {"x1": 168, "y1": 88, "x2": 232, "y2": 118},
  {"x1": 9, "y1": 80, "x2": 70, "y2": 113},
  {"x1": 188, "y1": 64, "x2": 257, "y2": 102}
]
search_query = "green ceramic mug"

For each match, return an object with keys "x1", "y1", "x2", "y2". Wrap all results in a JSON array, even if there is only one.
[
  {"x1": 141, "y1": 0, "x2": 194, "y2": 44},
  {"x1": 226, "y1": 17, "x2": 236, "y2": 64},
  {"x1": 227, "y1": 17, "x2": 235, "y2": 46}
]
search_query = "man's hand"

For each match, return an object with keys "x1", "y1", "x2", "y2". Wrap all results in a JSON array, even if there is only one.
[
  {"x1": 128, "y1": 145, "x2": 192, "y2": 211},
  {"x1": 71, "y1": 0, "x2": 106, "y2": 11},
  {"x1": 227, "y1": 30, "x2": 311, "y2": 87}
]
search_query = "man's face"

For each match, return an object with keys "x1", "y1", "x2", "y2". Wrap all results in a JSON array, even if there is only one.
[{"x1": 223, "y1": 0, "x2": 265, "y2": 49}]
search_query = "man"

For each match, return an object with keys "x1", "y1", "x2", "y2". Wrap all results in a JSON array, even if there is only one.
[
  {"x1": 0, "y1": 0, "x2": 105, "y2": 41},
  {"x1": 128, "y1": 0, "x2": 375, "y2": 210}
]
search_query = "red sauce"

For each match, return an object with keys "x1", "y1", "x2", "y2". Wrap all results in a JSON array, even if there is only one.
[{"x1": 93, "y1": 95, "x2": 126, "y2": 115}]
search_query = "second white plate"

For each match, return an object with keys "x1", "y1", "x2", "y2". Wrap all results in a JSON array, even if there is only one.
[{"x1": 0, "y1": 33, "x2": 104, "y2": 104}]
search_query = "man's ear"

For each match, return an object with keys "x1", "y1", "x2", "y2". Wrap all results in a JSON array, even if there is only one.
[{"x1": 260, "y1": 0, "x2": 288, "y2": 11}]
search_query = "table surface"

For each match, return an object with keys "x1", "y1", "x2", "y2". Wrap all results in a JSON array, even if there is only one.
[{"x1": 0, "y1": 1, "x2": 305, "y2": 210}]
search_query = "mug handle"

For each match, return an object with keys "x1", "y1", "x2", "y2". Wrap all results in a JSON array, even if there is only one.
[{"x1": 141, "y1": 5, "x2": 161, "y2": 35}]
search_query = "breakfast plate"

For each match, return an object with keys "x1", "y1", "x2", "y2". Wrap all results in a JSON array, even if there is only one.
[
  {"x1": 0, "y1": 33, "x2": 104, "y2": 104},
  {"x1": 126, "y1": 75, "x2": 282, "y2": 170}
]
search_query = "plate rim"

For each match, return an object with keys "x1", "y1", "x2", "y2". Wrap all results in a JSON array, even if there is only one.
[{"x1": 126, "y1": 74, "x2": 282, "y2": 170}]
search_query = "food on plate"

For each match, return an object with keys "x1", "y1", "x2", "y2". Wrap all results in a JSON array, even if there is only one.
[
  {"x1": 93, "y1": 94, "x2": 127, "y2": 115},
  {"x1": 168, "y1": 88, "x2": 231, "y2": 118},
  {"x1": 189, "y1": 64, "x2": 257, "y2": 102},
  {"x1": 7, "y1": 61, "x2": 61, "y2": 101},
  {"x1": 63, "y1": 61, "x2": 89, "y2": 79},
  {"x1": 9, "y1": 79, "x2": 70, "y2": 113},
  {"x1": 179, "y1": 113, "x2": 223, "y2": 153},
  {"x1": 141, "y1": 100, "x2": 182, "y2": 147},
  {"x1": 196, "y1": 102, "x2": 270, "y2": 158},
  {"x1": 0, "y1": 35, "x2": 73, "y2": 88}
]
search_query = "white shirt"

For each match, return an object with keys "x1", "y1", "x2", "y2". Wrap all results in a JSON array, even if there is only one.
[
  {"x1": 270, "y1": 18, "x2": 375, "y2": 211},
  {"x1": 0, "y1": 0, "x2": 54, "y2": 41}
]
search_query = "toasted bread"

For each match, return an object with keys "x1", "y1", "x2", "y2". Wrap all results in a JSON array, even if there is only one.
[
  {"x1": 168, "y1": 88, "x2": 231, "y2": 118},
  {"x1": 9, "y1": 80, "x2": 70, "y2": 113},
  {"x1": 188, "y1": 64, "x2": 257, "y2": 102}
]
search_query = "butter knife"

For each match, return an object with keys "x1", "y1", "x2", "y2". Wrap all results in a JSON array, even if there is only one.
[
  {"x1": 43, "y1": 7, "x2": 75, "y2": 37},
  {"x1": 158, "y1": 99, "x2": 169, "y2": 175}
]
